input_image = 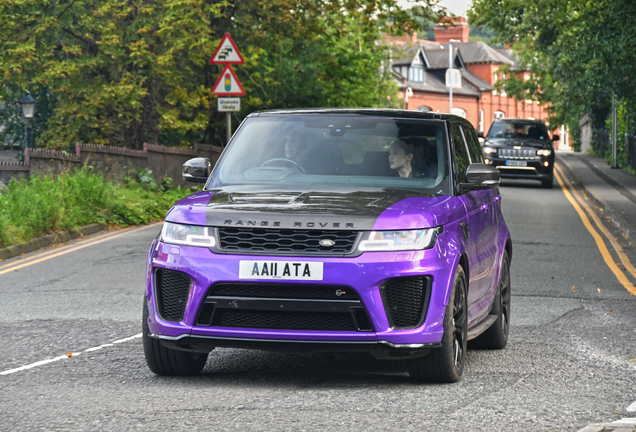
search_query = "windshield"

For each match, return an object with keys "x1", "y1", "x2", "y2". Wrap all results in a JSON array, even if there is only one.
[
  {"x1": 208, "y1": 114, "x2": 450, "y2": 195},
  {"x1": 487, "y1": 121, "x2": 549, "y2": 140}
]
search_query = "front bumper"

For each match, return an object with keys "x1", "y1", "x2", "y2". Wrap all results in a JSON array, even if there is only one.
[
  {"x1": 145, "y1": 237, "x2": 457, "y2": 351},
  {"x1": 486, "y1": 156, "x2": 554, "y2": 180}
]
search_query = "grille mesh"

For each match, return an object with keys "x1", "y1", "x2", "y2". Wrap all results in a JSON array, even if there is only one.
[
  {"x1": 212, "y1": 310, "x2": 356, "y2": 331},
  {"x1": 211, "y1": 283, "x2": 360, "y2": 301},
  {"x1": 382, "y1": 277, "x2": 430, "y2": 328},
  {"x1": 218, "y1": 228, "x2": 358, "y2": 254},
  {"x1": 155, "y1": 269, "x2": 191, "y2": 322},
  {"x1": 498, "y1": 148, "x2": 539, "y2": 160}
]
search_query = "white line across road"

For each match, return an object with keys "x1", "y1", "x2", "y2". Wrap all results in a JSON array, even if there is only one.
[{"x1": 0, "y1": 333, "x2": 142, "y2": 376}]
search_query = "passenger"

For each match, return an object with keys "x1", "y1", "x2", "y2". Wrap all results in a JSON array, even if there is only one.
[{"x1": 388, "y1": 138, "x2": 424, "y2": 178}]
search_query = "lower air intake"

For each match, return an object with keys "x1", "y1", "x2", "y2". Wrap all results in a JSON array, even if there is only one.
[
  {"x1": 381, "y1": 276, "x2": 431, "y2": 329},
  {"x1": 155, "y1": 268, "x2": 191, "y2": 322}
]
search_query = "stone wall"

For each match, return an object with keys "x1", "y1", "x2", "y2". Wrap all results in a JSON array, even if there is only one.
[
  {"x1": 0, "y1": 143, "x2": 223, "y2": 187},
  {"x1": 579, "y1": 114, "x2": 592, "y2": 153}
]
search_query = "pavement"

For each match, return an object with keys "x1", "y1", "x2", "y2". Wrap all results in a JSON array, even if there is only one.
[
  {"x1": 558, "y1": 151, "x2": 636, "y2": 241},
  {"x1": 557, "y1": 151, "x2": 636, "y2": 432}
]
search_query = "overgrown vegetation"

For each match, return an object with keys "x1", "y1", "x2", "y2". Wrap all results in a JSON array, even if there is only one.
[
  {"x1": 0, "y1": 166, "x2": 194, "y2": 248},
  {"x1": 0, "y1": 0, "x2": 444, "y2": 149}
]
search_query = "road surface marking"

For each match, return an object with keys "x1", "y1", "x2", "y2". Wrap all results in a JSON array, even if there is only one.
[
  {"x1": 555, "y1": 164, "x2": 636, "y2": 282},
  {"x1": 0, "y1": 333, "x2": 142, "y2": 376},
  {"x1": 0, "y1": 223, "x2": 161, "y2": 276},
  {"x1": 554, "y1": 165, "x2": 636, "y2": 295}
]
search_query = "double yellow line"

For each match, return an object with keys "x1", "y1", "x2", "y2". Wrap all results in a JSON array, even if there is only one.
[
  {"x1": 0, "y1": 223, "x2": 161, "y2": 277},
  {"x1": 554, "y1": 163, "x2": 636, "y2": 295}
]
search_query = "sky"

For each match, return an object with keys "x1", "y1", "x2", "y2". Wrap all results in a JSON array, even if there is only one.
[
  {"x1": 438, "y1": 0, "x2": 473, "y2": 16},
  {"x1": 398, "y1": 0, "x2": 473, "y2": 17}
]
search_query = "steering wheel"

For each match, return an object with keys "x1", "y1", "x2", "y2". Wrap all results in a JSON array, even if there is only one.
[{"x1": 260, "y1": 158, "x2": 306, "y2": 174}]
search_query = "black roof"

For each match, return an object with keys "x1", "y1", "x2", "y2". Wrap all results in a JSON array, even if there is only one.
[
  {"x1": 492, "y1": 117, "x2": 546, "y2": 124},
  {"x1": 247, "y1": 108, "x2": 470, "y2": 123}
]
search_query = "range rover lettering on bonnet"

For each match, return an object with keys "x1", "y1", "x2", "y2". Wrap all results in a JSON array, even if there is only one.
[{"x1": 223, "y1": 219, "x2": 354, "y2": 228}]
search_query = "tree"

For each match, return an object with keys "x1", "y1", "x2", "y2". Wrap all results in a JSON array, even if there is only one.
[
  {"x1": 0, "y1": 0, "x2": 226, "y2": 149},
  {"x1": 205, "y1": 0, "x2": 445, "y2": 146},
  {"x1": 469, "y1": 0, "x2": 636, "y2": 154},
  {"x1": 0, "y1": 0, "x2": 443, "y2": 149}
]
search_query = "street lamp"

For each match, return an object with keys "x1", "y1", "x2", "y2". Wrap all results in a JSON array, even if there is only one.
[
  {"x1": 18, "y1": 93, "x2": 36, "y2": 148},
  {"x1": 448, "y1": 39, "x2": 461, "y2": 113}
]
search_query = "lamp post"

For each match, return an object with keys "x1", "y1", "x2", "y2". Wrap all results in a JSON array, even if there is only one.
[
  {"x1": 18, "y1": 93, "x2": 36, "y2": 149},
  {"x1": 448, "y1": 39, "x2": 461, "y2": 114}
]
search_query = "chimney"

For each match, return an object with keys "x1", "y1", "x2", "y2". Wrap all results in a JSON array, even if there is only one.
[
  {"x1": 434, "y1": 17, "x2": 470, "y2": 43},
  {"x1": 411, "y1": 32, "x2": 418, "y2": 44}
]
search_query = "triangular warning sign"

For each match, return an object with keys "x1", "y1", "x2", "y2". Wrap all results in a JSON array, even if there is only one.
[
  {"x1": 212, "y1": 65, "x2": 245, "y2": 96},
  {"x1": 210, "y1": 33, "x2": 244, "y2": 64}
]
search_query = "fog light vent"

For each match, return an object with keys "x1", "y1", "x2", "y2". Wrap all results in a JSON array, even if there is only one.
[
  {"x1": 155, "y1": 268, "x2": 191, "y2": 322},
  {"x1": 381, "y1": 276, "x2": 431, "y2": 329}
]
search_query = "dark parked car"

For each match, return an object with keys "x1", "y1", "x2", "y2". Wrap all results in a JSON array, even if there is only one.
[
  {"x1": 143, "y1": 109, "x2": 512, "y2": 383},
  {"x1": 481, "y1": 118, "x2": 558, "y2": 188}
]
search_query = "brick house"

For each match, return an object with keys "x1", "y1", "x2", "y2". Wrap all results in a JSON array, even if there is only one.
[{"x1": 387, "y1": 17, "x2": 561, "y2": 143}]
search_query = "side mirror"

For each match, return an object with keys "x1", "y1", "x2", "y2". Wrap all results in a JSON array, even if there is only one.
[
  {"x1": 552, "y1": 134, "x2": 560, "y2": 141},
  {"x1": 182, "y1": 158, "x2": 211, "y2": 184},
  {"x1": 476, "y1": 131, "x2": 484, "y2": 138},
  {"x1": 461, "y1": 163, "x2": 501, "y2": 191}
]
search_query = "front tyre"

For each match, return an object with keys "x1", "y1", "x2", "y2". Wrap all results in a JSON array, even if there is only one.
[
  {"x1": 408, "y1": 265, "x2": 468, "y2": 383},
  {"x1": 142, "y1": 298, "x2": 208, "y2": 376}
]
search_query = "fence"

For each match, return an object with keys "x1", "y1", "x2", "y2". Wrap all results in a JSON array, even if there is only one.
[{"x1": 0, "y1": 143, "x2": 223, "y2": 187}]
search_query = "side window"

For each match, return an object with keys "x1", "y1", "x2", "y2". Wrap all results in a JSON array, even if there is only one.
[
  {"x1": 461, "y1": 125, "x2": 484, "y2": 163},
  {"x1": 451, "y1": 123, "x2": 470, "y2": 183}
]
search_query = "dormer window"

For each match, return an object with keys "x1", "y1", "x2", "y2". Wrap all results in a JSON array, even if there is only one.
[{"x1": 409, "y1": 65, "x2": 424, "y2": 83}]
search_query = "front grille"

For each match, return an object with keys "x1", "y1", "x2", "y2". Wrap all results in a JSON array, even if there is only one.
[
  {"x1": 155, "y1": 268, "x2": 191, "y2": 322},
  {"x1": 211, "y1": 283, "x2": 360, "y2": 300},
  {"x1": 197, "y1": 282, "x2": 373, "y2": 332},
  {"x1": 381, "y1": 276, "x2": 431, "y2": 329},
  {"x1": 212, "y1": 310, "x2": 356, "y2": 330},
  {"x1": 498, "y1": 148, "x2": 539, "y2": 160},
  {"x1": 218, "y1": 228, "x2": 359, "y2": 255}
]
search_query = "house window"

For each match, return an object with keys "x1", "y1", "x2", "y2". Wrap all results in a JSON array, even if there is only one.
[
  {"x1": 417, "y1": 106, "x2": 432, "y2": 112},
  {"x1": 411, "y1": 65, "x2": 424, "y2": 83},
  {"x1": 479, "y1": 109, "x2": 484, "y2": 133},
  {"x1": 451, "y1": 108, "x2": 467, "y2": 118},
  {"x1": 494, "y1": 110, "x2": 505, "y2": 119}
]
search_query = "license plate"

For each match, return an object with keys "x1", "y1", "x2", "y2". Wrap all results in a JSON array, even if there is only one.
[
  {"x1": 239, "y1": 261, "x2": 324, "y2": 281},
  {"x1": 505, "y1": 160, "x2": 527, "y2": 167}
]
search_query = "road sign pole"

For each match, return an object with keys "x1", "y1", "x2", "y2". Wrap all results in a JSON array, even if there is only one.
[{"x1": 226, "y1": 112, "x2": 231, "y2": 144}]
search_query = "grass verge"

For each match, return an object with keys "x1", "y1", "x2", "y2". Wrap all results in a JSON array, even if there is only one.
[{"x1": 0, "y1": 166, "x2": 196, "y2": 248}]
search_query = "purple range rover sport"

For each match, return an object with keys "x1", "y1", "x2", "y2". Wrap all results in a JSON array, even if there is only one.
[{"x1": 143, "y1": 109, "x2": 512, "y2": 383}]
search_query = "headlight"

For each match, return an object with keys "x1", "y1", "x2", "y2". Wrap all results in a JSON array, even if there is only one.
[
  {"x1": 358, "y1": 227, "x2": 442, "y2": 252},
  {"x1": 537, "y1": 149, "x2": 552, "y2": 156},
  {"x1": 161, "y1": 222, "x2": 216, "y2": 247},
  {"x1": 483, "y1": 146, "x2": 497, "y2": 155}
]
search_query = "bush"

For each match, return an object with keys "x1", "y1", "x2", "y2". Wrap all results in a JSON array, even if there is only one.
[{"x1": 0, "y1": 166, "x2": 193, "y2": 248}]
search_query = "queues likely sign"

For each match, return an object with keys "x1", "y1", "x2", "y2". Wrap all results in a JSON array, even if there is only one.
[{"x1": 218, "y1": 97, "x2": 241, "y2": 112}]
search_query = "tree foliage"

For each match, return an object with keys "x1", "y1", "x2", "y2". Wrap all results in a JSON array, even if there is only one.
[
  {"x1": 469, "y1": 0, "x2": 636, "y2": 144},
  {"x1": 0, "y1": 0, "x2": 443, "y2": 149}
]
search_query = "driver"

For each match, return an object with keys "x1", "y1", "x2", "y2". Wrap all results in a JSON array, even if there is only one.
[{"x1": 284, "y1": 129, "x2": 311, "y2": 166}]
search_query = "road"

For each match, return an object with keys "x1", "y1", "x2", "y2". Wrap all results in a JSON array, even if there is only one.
[{"x1": 1, "y1": 162, "x2": 635, "y2": 431}]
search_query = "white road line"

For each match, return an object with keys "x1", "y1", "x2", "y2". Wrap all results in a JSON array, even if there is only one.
[
  {"x1": 0, "y1": 333, "x2": 142, "y2": 376},
  {"x1": 627, "y1": 401, "x2": 636, "y2": 413}
]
